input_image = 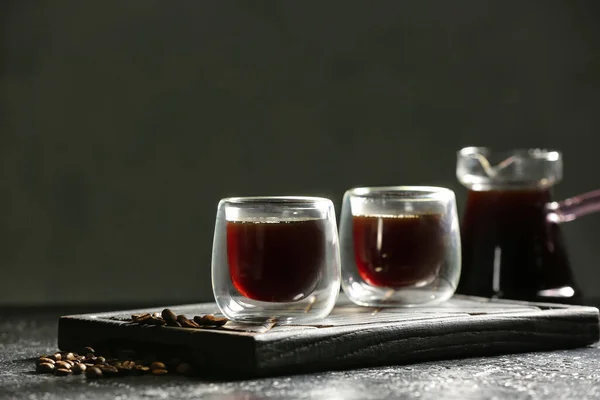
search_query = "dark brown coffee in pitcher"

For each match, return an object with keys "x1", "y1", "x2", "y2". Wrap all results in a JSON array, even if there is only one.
[{"x1": 456, "y1": 147, "x2": 600, "y2": 303}]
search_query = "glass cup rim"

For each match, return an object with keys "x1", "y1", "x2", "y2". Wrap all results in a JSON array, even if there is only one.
[
  {"x1": 220, "y1": 195, "x2": 332, "y2": 206},
  {"x1": 458, "y1": 146, "x2": 562, "y2": 162},
  {"x1": 346, "y1": 186, "x2": 455, "y2": 201}
]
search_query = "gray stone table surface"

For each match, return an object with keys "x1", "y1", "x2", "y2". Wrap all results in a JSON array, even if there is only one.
[{"x1": 1, "y1": 307, "x2": 599, "y2": 400}]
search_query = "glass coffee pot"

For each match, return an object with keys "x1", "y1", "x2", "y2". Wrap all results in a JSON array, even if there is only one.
[{"x1": 456, "y1": 147, "x2": 600, "y2": 303}]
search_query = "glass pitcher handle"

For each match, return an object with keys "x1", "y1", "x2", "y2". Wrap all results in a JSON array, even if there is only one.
[{"x1": 547, "y1": 189, "x2": 600, "y2": 223}]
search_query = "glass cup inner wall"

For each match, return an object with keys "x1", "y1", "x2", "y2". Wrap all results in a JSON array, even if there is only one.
[
  {"x1": 340, "y1": 187, "x2": 461, "y2": 307},
  {"x1": 212, "y1": 197, "x2": 341, "y2": 323}
]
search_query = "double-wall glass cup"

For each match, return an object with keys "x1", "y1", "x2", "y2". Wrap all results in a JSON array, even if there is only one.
[
  {"x1": 212, "y1": 197, "x2": 341, "y2": 323},
  {"x1": 340, "y1": 187, "x2": 461, "y2": 307}
]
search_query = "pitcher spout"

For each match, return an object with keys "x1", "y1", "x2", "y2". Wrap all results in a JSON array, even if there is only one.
[{"x1": 547, "y1": 189, "x2": 600, "y2": 224}]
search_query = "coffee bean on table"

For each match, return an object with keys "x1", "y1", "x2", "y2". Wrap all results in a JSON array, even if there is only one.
[
  {"x1": 50, "y1": 353, "x2": 62, "y2": 361},
  {"x1": 149, "y1": 361, "x2": 166, "y2": 370},
  {"x1": 86, "y1": 367, "x2": 103, "y2": 379},
  {"x1": 36, "y1": 363, "x2": 55, "y2": 373},
  {"x1": 64, "y1": 352, "x2": 76, "y2": 361},
  {"x1": 99, "y1": 365, "x2": 119, "y2": 376},
  {"x1": 151, "y1": 369, "x2": 168, "y2": 376},
  {"x1": 72, "y1": 363, "x2": 87, "y2": 375},
  {"x1": 37, "y1": 357, "x2": 55, "y2": 366},
  {"x1": 135, "y1": 365, "x2": 150, "y2": 373},
  {"x1": 94, "y1": 357, "x2": 106, "y2": 364},
  {"x1": 55, "y1": 361, "x2": 71, "y2": 370},
  {"x1": 54, "y1": 368, "x2": 72, "y2": 376},
  {"x1": 175, "y1": 363, "x2": 192, "y2": 375}
]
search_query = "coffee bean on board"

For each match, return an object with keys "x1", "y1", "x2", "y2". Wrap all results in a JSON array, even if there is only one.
[
  {"x1": 148, "y1": 315, "x2": 166, "y2": 326},
  {"x1": 177, "y1": 315, "x2": 201, "y2": 329},
  {"x1": 194, "y1": 314, "x2": 228, "y2": 327},
  {"x1": 132, "y1": 313, "x2": 152, "y2": 324},
  {"x1": 162, "y1": 309, "x2": 178, "y2": 324}
]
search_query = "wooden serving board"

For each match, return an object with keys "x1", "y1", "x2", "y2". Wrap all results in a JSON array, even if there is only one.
[{"x1": 58, "y1": 295, "x2": 599, "y2": 379}]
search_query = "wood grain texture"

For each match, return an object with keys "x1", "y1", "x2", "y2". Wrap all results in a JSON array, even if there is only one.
[{"x1": 58, "y1": 295, "x2": 600, "y2": 378}]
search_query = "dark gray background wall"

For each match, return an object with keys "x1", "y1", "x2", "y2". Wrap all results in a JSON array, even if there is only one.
[{"x1": 2, "y1": 1, "x2": 600, "y2": 305}]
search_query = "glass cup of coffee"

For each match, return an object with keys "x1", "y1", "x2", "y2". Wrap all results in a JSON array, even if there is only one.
[
  {"x1": 340, "y1": 186, "x2": 461, "y2": 307},
  {"x1": 211, "y1": 196, "x2": 341, "y2": 323}
]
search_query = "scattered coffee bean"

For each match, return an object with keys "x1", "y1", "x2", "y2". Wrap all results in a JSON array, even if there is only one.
[
  {"x1": 194, "y1": 314, "x2": 228, "y2": 327},
  {"x1": 132, "y1": 313, "x2": 152, "y2": 323},
  {"x1": 86, "y1": 367, "x2": 103, "y2": 379},
  {"x1": 37, "y1": 357, "x2": 55, "y2": 366},
  {"x1": 94, "y1": 357, "x2": 106, "y2": 364},
  {"x1": 36, "y1": 363, "x2": 55, "y2": 373},
  {"x1": 177, "y1": 315, "x2": 201, "y2": 329},
  {"x1": 72, "y1": 363, "x2": 87, "y2": 375},
  {"x1": 55, "y1": 361, "x2": 71, "y2": 370},
  {"x1": 148, "y1": 315, "x2": 166, "y2": 326},
  {"x1": 36, "y1": 344, "x2": 201, "y2": 379},
  {"x1": 162, "y1": 309, "x2": 178, "y2": 324},
  {"x1": 176, "y1": 363, "x2": 192, "y2": 375},
  {"x1": 82, "y1": 346, "x2": 95, "y2": 354},
  {"x1": 149, "y1": 361, "x2": 166, "y2": 370},
  {"x1": 151, "y1": 369, "x2": 168, "y2": 376},
  {"x1": 99, "y1": 365, "x2": 119, "y2": 376},
  {"x1": 54, "y1": 368, "x2": 72, "y2": 376}
]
